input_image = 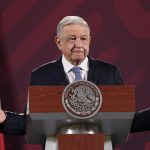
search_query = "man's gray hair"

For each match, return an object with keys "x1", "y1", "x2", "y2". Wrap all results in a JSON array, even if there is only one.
[{"x1": 56, "y1": 16, "x2": 90, "y2": 36}]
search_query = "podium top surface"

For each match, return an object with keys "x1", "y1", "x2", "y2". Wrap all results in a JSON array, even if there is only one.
[{"x1": 28, "y1": 85, "x2": 135, "y2": 113}]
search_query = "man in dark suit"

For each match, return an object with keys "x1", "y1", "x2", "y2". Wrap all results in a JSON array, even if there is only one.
[{"x1": 0, "y1": 16, "x2": 150, "y2": 136}]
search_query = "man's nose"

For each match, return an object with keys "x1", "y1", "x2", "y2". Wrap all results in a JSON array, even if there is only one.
[{"x1": 74, "y1": 38, "x2": 83, "y2": 47}]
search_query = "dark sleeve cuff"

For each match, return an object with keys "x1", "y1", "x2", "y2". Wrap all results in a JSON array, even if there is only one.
[
  {"x1": 130, "y1": 108, "x2": 150, "y2": 133},
  {"x1": 1, "y1": 111, "x2": 26, "y2": 135}
]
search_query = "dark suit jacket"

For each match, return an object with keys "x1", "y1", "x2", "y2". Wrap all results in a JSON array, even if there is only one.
[
  {"x1": 30, "y1": 57, "x2": 123, "y2": 86},
  {"x1": 0, "y1": 57, "x2": 149, "y2": 135}
]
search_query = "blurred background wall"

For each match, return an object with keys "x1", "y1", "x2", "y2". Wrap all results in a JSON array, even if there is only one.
[{"x1": 0, "y1": 0, "x2": 150, "y2": 149}]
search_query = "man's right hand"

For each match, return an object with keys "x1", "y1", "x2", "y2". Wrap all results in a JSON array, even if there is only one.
[{"x1": 0, "y1": 110, "x2": 6, "y2": 123}]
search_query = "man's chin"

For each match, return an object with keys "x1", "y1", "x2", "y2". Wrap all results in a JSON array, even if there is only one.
[{"x1": 71, "y1": 57, "x2": 85, "y2": 65}]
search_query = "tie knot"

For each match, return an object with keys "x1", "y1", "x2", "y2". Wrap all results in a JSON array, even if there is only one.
[
  {"x1": 72, "y1": 66, "x2": 81, "y2": 73},
  {"x1": 72, "y1": 67, "x2": 82, "y2": 81}
]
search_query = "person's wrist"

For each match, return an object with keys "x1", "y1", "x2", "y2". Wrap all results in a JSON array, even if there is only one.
[{"x1": 1, "y1": 110, "x2": 7, "y2": 124}]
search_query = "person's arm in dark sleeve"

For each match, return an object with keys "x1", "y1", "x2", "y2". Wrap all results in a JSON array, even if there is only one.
[
  {"x1": 0, "y1": 111, "x2": 25, "y2": 135},
  {"x1": 130, "y1": 108, "x2": 150, "y2": 133}
]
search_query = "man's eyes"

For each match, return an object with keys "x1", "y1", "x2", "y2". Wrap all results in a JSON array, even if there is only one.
[
  {"x1": 70, "y1": 37, "x2": 76, "y2": 41},
  {"x1": 68, "y1": 37, "x2": 87, "y2": 42},
  {"x1": 81, "y1": 37, "x2": 87, "y2": 41}
]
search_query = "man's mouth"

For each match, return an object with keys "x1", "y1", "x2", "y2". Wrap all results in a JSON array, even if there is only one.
[
  {"x1": 72, "y1": 50, "x2": 84, "y2": 53},
  {"x1": 72, "y1": 49, "x2": 85, "y2": 53}
]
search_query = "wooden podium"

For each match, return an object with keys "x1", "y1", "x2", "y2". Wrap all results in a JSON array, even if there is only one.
[{"x1": 26, "y1": 85, "x2": 135, "y2": 150}]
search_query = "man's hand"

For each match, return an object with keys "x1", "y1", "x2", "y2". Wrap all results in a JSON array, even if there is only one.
[{"x1": 0, "y1": 110, "x2": 6, "y2": 123}]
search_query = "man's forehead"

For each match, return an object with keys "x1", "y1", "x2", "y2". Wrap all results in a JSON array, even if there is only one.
[
  {"x1": 63, "y1": 24, "x2": 89, "y2": 32},
  {"x1": 62, "y1": 25, "x2": 89, "y2": 36}
]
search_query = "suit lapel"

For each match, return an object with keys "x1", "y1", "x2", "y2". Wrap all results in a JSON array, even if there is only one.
[
  {"x1": 87, "y1": 57, "x2": 98, "y2": 84},
  {"x1": 55, "y1": 57, "x2": 100, "y2": 85},
  {"x1": 55, "y1": 57, "x2": 69, "y2": 85}
]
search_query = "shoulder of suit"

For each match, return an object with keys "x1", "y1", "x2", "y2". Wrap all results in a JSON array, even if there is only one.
[
  {"x1": 32, "y1": 58, "x2": 61, "y2": 73},
  {"x1": 89, "y1": 57, "x2": 119, "y2": 70}
]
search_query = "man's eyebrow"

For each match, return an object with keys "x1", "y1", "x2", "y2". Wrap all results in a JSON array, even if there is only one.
[
  {"x1": 69, "y1": 35, "x2": 88, "y2": 37},
  {"x1": 81, "y1": 35, "x2": 88, "y2": 37},
  {"x1": 69, "y1": 35, "x2": 76, "y2": 37}
]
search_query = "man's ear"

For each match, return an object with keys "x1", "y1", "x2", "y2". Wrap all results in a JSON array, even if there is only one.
[{"x1": 55, "y1": 36, "x2": 62, "y2": 50}]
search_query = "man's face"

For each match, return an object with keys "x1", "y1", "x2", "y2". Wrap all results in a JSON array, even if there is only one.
[{"x1": 55, "y1": 24, "x2": 91, "y2": 65}]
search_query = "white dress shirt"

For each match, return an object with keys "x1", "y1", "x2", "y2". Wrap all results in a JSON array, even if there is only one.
[{"x1": 62, "y1": 55, "x2": 89, "y2": 83}]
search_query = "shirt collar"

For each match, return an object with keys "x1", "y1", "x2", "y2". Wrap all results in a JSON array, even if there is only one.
[
  {"x1": 79, "y1": 57, "x2": 88, "y2": 71},
  {"x1": 62, "y1": 55, "x2": 88, "y2": 73}
]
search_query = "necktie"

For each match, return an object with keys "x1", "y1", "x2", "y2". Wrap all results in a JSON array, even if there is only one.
[{"x1": 72, "y1": 67, "x2": 82, "y2": 80}]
